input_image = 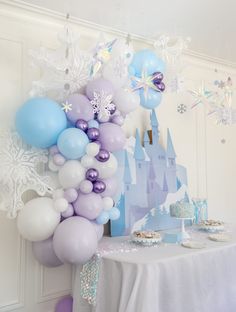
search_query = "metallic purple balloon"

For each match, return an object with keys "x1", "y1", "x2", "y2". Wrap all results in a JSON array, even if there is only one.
[
  {"x1": 75, "y1": 119, "x2": 88, "y2": 132},
  {"x1": 95, "y1": 149, "x2": 110, "y2": 162},
  {"x1": 156, "y1": 81, "x2": 165, "y2": 92},
  {"x1": 87, "y1": 127, "x2": 100, "y2": 141},
  {"x1": 93, "y1": 180, "x2": 106, "y2": 193},
  {"x1": 153, "y1": 71, "x2": 164, "y2": 85},
  {"x1": 86, "y1": 168, "x2": 99, "y2": 182}
]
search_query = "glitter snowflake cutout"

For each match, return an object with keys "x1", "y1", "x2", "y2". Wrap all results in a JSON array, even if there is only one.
[
  {"x1": 0, "y1": 131, "x2": 53, "y2": 218},
  {"x1": 177, "y1": 104, "x2": 187, "y2": 114},
  {"x1": 90, "y1": 91, "x2": 115, "y2": 122}
]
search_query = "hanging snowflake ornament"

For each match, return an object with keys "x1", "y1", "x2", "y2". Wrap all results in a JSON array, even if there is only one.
[
  {"x1": 177, "y1": 103, "x2": 187, "y2": 114},
  {"x1": 189, "y1": 83, "x2": 216, "y2": 109},
  {"x1": 30, "y1": 25, "x2": 94, "y2": 101},
  {"x1": 0, "y1": 130, "x2": 53, "y2": 218},
  {"x1": 90, "y1": 91, "x2": 115, "y2": 122}
]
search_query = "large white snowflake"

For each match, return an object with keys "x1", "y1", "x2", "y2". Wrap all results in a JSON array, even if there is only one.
[
  {"x1": 90, "y1": 91, "x2": 115, "y2": 118},
  {"x1": 30, "y1": 26, "x2": 94, "y2": 101},
  {"x1": 0, "y1": 131, "x2": 53, "y2": 218}
]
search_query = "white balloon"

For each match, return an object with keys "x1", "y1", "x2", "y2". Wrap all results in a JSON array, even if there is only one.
[
  {"x1": 93, "y1": 153, "x2": 118, "y2": 179},
  {"x1": 79, "y1": 180, "x2": 93, "y2": 194},
  {"x1": 86, "y1": 143, "x2": 100, "y2": 157},
  {"x1": 111, "y1": 39, "x2": 134, "y2": 64},
  {"x1": 45, "y1": 170, "x2": 61, "y2": 189},
  {"x1": 17, "y1": 197, "x2": 60, "y2": 242},
  {"x1": 48, "y1": 157, "x2": 60, "y2": 172},
  {"x1": 113, "y1": 89, "x2": 140, "y2": 115},
  {"x1": 81, "y1": 155, "x2": 94, "y2": 168},
  {"x1": 53, "y1": 188, "x2": 64, "y2": 200},
  {"x1": 58, "y1": 160, "x2": 85, "y2": 189},
  {"x1": 102, "y1": 197, "x2": 114, "y2": 211},
  {"x1": 102, "y1": 62, "x2": 128, "y2": 90},
  {"x1": 54, "y1": 198, "x2": 68, "y2": 212}
]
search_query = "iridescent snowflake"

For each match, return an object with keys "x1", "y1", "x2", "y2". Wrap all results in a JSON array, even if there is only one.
[
  {"x1": 0, "y1": 131, "x2": 53, "y2": 218},
  {"x1": 90, "y1": 91, "x2": 115, "y2": 117}
]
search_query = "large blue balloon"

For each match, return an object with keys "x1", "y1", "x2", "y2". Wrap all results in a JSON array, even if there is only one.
[
  {"x1": 139, "y1": 89, "x2": 162, "y2": 109},
  {"x1": 131, "y1": 49, "x2": 165, "y2": 77},
  {"x1": 15, "y1": 97, "x2": 67, "y2": 148},
  {"x1": 57, "y1": 128, "x2": 89, "y2": 160}
]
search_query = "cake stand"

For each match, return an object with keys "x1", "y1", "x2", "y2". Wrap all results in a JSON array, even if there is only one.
[{"x1": 176, "y1": 217, "x2": 193, "y2": 241}]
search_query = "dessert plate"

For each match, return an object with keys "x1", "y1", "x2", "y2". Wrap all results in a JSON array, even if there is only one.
[
  {"x1": 182, "y1": 241, "x2": 206, "y2": 249},
  {"x1": 208, "y1": 233, "x2": 230, "y2": 242}
]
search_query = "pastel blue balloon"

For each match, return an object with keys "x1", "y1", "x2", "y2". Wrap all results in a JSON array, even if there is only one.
[
  {"x1": 88, "y1": 120, "x2": 99, "y2": 129},
  {"x1": 109, "y1": 207, "x2": 120, "y2": 221},
  {"x1": 57, "y1": 128, "x2": 89, "y2": 159},
  {"x1": 15, "y1": 97, "x2": 67, "y2": 148},
  {"x1": 96, "y1": 211, "x2": 109, "y2": 225},
  {"x1": 139, "y1": 89, "x2": 162, "y2": 109},
  {"x1": 128, "y1": 65, "x2": 136, "y2": 76},
  {"x1": 131, "y1": 49, "x2": 166, "y2": 77}
]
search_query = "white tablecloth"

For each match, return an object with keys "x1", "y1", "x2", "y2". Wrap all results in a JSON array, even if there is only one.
[{"x1": 73, "y1": 227, "x2": 236, "y2": 312}]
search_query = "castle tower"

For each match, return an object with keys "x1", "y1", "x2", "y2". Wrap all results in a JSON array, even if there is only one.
[
  {"x1": 150, "y1": 109, "x2": 159, "y2": 147},
  {"x1": 123, "y1": 150, "x2": 132, "y2": 232},
  {"x1": 123, "y1": 150, "x2": 132, "y2": 191},
  {"x1": 147, "y1": 158, "x2": 157, "y2": 208},
  {"x1": 166, "y1": 128, "x2": 177, "y2": 192},
  {"x1": 134, "y1": 129, "x2": 146, "y2": 186}
]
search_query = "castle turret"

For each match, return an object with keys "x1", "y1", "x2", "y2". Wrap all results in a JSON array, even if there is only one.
[
  {"x1": 150, "y1": 109, "x2": 159, "y2": 147},
  {"x1": 144, "y1": 131, "x2": 150, "y2": 150},
  {"x1": 166, "y1": 128, "x2": 177, "y2": 192},
  {"x1": 134, "y1": 129, "x2": 146, "y2": 187}
]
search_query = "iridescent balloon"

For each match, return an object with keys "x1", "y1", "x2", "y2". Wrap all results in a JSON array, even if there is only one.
[
  {"x1": 86, "y1": 168, "x2": 99, "y2": 182},
  {"x1": 87, "y1": 127, "x2": 100, "y2": 141},
  {"x1": 156, "y1": 82, "x2": 165, "y2": 92},
  {"x1": 95, "y1": 149, "x2": 110, "y2": 162},
  {"x1": 93, "y1": 180, "x2": 106, "y2": 193},
  {"x1": 75, "y1": 119, "x2": 88, "y2": 132}
]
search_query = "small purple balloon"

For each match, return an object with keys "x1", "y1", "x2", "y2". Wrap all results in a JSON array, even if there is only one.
[
  {"x1": 64, "y1": 188, "x2": 78, "y2": 203},
  {"x1": 87, "y1": 127, "x2": 100, "y2": 141},
  {"x1": 53, "y1": 153, "x2": 66, "y2": 166},
  {"x1": 93, "y1": 180, "x2": 106, "y2": 193},
  {"x1": 75, "y1": 119, "x2": 88, "y2": 132},
  {"x1": 55, "y1": 296, "x2": 73, "y2": 312},
  {"x1": 153, "y1": 71, "x2": 164, "y2": 84},
  {"x1": 86, "y1": 168, "x2": 99, "y2": 182},
  {"x1": 49, "y1": 145, "x2": 59, "y2": 156},
  {"x1": 95, "y1": 149, "x2": 110, "y2": 162},
  {"x1": 61, "y1": 204, "x2": 74, "y2": 218},
  {"x1": 156, "y1": 81, "x2": 165, "y2": 92},
  {"x1": 111, "y1": 114, "x2": 125, "y2": 126}
]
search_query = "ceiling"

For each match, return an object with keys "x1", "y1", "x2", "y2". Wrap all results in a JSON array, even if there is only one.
[{"x1": 22, "y1": 0, "x2": 236, "y2": 64}]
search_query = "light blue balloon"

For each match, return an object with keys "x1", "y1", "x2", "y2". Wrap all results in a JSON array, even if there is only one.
[
  {"x1": 88, "y1": 120, "x2": 99, "y2": 129},
  {"x1": 139, "y1": 89, "x2": 162, "y2": 109},
  {"x1": 131, "y1": 49, "x2": 166, "y2": 77},
  {"x1": 57, "y1": 128, "x2": 89, "y2": 160},
  {"x1": 96, "y1": 211, "x2": 109, "y2": 225},
  {"x1": 109, "y1": 207, "x2": 120, "y2": 221},
  {"x1": 15, "y1": 97, "x2": 67, "y2": 148}
]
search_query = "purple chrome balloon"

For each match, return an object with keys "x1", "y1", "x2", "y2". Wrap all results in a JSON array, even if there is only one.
[
  {"x1": 156, "y1": 81, "x2": 165, "y2": 92},
  {"x1": 93, "y1": 180, "x2": 106, "y2": 193},
  {"x1": 95, "y1": 149, "x2": 110, "y2": 162},
  {"x1": 75, "y1": 119, "x2": 88, "y2": 132},
  {"x1": 87, "y1": 127, "x2": 100, "y2": 141},
  {"x1": 86, "y1": 168, "x2": 99, "y2": 182},
  {"x1": 153, "y1": 71, "x2": 164, "y2": 85}
]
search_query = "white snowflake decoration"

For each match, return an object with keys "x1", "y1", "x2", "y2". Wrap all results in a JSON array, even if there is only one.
[
  {"x1": 0, "y1": 131, "x2": 53, "y2": 218},
  {"x1": 90, "y1": 91, "x2": 115, "y2": 120},
  {"x1": 177, "y1": 104, "x2": 187, "y2": 114},
  {"x1": 30, "y1": 26, "x2": 94, "y2": 101}
]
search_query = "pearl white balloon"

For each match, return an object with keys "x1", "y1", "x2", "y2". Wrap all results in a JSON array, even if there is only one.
[
  {"x1": 17, "y1": 197, "x2": 60, "y2": 242},
  {"x1": 81, "y1": 155, "x2": 94, "y2": 168},
  {"x1": 93, "y1": 153, "x2": 118, "y2": 179},
  {"x1": 53, "y1": 188, "x2": 64, "y2": 200},
  {"x1": 79, "y1": 180, "x2": 93, "y2": 194},
  {"x1": 113, "y1": 89, "x2": 140, "y2": 115},
  {"x1": 58, "y1": 160, "x2": 85, "y2": 189},
  {"x1": 111, "y1": 39, "x2": 134, "y2": 65},
  {"x1": 102, "y1": 197, "x2": 114, "y2": 211},
  {"x1": 53, "y1": 198, "x2": 68, "y2": 213},
  {"x1": 86, "y1": 143, "x2": 100, "y2": 157}
]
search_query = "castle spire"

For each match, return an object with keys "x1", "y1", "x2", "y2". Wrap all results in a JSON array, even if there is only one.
[
  {"x1": 123, "y1": 150, "x2": 132, "y2": 184},
  {"x1": 150, "y1": 109, "x2": 158, "y2": 127},
  {"x1": 134, "y1": 129, "x2": 145, "y2": 160},
  {"x1": 150, "y1": 109, "x2": 159, "y2": 145},
  {"x1": 167, "y1": 128, "x2": 176, "y2": 158},
  {"x1": 144, "y1": 131, "x2": 150, "y2": 144}
]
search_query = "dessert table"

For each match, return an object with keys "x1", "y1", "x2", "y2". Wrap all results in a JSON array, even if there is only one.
[{"x1": 73, "y1": 226, "x2": 236, "y2": 312}]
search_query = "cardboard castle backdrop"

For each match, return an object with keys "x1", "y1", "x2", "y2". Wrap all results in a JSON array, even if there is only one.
[{"x1": 111, "y1": 110, "x2": 207, "y2": 236}]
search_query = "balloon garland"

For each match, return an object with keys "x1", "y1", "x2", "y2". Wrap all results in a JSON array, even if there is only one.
[{"x1": 4, "y1": 33, "x2": 166, "y2": 266}]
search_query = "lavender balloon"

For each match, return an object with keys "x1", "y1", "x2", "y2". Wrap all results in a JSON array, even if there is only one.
[
  {"x1": 111, "y1": 114, "x2": 124, "y2": 126},
  {"x1": 101, "y1": 176, "x2": 118, "y2": 197},
  {"x1": 55, "y1": 296, "x2": 73, "y2": 312},
  {"x1": 53, "y1": 216, "x2": 98, "y2": 264},
  {"x1": 64, "y1": 188, "x2": 78, "y2": 203},
  {"x1": 53, "y1": 153, "x2": 66, "y2": 166},
  {"x1": 86, "y1": 168, "x2": 99, "y2": 182},
  {"x1": 93, "y1": 180, "x2": 106, "y2": 193},
  {"x1": 99, "y1": 122, "x2": 126, "y2": 152},
  {"x1": 73, "y1": 192, "x2": 103, "y2": 220},
  {"x1": 91, "y1": 221, "x2": 104, "y2": 241},
  {"x1": 76, "y1": 119, "x2": 88, "y2": 132},
  {"x1": 95, "y1": 149, "x2": 110, "y2": 162},
  {"x1": 61, "y1": 204, "x2": 74, "y2": 218},
  {"x1": 87, "y1": 127, "x2": 100, "y2": 141},
  {"x1": 66, "y1": 94, "x2": 94, "y2": 124},
  {"x1": 32, "y1": 236, "x2": 63, "y2": 268},
  {"x1": 86, "y1": 78, "x2": 114, "y2": 100}
]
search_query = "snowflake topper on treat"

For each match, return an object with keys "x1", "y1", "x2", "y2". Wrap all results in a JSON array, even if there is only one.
[{"x1": 0, "y1": 130, "x2": 53, "y2": 218}]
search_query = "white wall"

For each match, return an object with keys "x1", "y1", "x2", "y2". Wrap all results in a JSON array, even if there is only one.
[{"x1": 0, "y1": 1, "x2": 236, "y2": 311}]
